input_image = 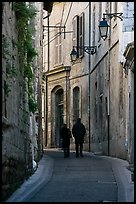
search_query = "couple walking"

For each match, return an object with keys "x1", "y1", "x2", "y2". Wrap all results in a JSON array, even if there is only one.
[{"x1": 60, "y1": 118, "x2": 86, "y2": 158}]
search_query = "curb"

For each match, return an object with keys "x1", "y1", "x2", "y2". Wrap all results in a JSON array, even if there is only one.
[
  {"x1": 98, "y1": 156, "x2": 134, "y2": 202},
  {"x1": 6, "y1": 154, "x2": 54, "y2": 202}
]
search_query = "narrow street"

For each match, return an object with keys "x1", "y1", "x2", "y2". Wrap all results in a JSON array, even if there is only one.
[
  {"x1": 28, "y1": 149, "x2": 117, "y2": 202},
  {"x1": 2, "y1": 3, "x2": 134, "y2": 202}
]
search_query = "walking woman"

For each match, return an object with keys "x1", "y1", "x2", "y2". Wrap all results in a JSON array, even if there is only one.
[{"x1": 60, "y1": 124, "x2": 72, "y2": 158}]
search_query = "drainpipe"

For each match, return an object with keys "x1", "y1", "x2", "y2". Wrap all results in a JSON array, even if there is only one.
[
  {"x1": 107, "y1": 3, "x2": 112, "y2": 156},
  {"x1": 88, "y1": 2, "x2": 91, "y2": 152},
  {"x1": 47, "y1": 12, "x2": 50, "y2": 72},
  {"x1": 45, "y1": 12, "x2": 50, "y2": 147}
]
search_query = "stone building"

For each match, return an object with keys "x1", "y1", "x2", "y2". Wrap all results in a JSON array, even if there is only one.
[
  {"x1": 123, "y1": 41, "x2": 134, "y2": 165},
  {"x1": 29, "y1": 2, "x2": 44, "y2": 163},
  {"x1": 2, "y1": 2, "x2": 44, "y2": 201},
  {"x1": 89, "y1": 2, "x2": 134, "y2": 160},
  {"x1": 43, "y1": 2, "x2": 134, "y2": 163},
  {"x1": 43, "y1": 2, "x2": 90, "y2": 149}
]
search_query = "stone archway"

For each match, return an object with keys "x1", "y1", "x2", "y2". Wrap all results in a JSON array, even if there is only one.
[{"x1": 51, "y1": 86, "x2": 64, "y2": 148}]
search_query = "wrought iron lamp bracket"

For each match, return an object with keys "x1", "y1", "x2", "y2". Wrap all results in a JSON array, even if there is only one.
[
  {"x1": 74, "y1": 46, "x2": 97, "y2": 55},
  {"x1": 103, "y1": 12, "x2": 123, "y2": 21}
]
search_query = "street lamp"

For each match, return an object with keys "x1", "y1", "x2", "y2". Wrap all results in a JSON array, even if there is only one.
[
  {"x1": 99, "y1": 13, "x2": 123, "y2": 40},
  {"x1": 98, "y1": 18, "x2": 110, "y2": 41},
  {"x1": 70, "y1": 47, "x2": 78, "y2": 62},
  {"x1": 70, "y1": 45, "x2": 97, "y2": 62}
]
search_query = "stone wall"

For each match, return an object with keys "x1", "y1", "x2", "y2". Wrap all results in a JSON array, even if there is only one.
[{"x1": 2, "y1": 3, "x2": 33, "y2": 201}]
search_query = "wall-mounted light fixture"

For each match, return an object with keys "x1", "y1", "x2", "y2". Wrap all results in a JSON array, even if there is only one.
[
  {"x1": 70, "y1": 44, "x2": 97, "y2": 153},
  {"x1": 99, "y1": 12, "x2": 123, "y2": 40},
  {"x1": 70, "y1": 45, "x2": 97, "y2": 62}
]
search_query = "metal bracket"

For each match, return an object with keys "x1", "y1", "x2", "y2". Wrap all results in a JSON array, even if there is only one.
[
  {"x1": 73, "y1": 46, "x2": 97, "y2": 55},
  {"x1": 103, "y1": 12, "x2": 123, "y2": 21}
]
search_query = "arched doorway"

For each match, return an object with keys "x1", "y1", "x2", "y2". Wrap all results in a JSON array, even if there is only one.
[
  {"x1": 73, "y1": 86, "x2": 80, "y2": 124},
  {"x1": 51, "y1": 87, "x2": 64, "y2": 148},
  {"x1": 56, "y1": 89, "x2": 64, "y2": 147}
]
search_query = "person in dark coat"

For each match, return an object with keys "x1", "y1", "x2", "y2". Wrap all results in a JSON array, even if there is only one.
[
  {"x1": 60, "y1": 124, "x2": 72, "y2": 158},
  {"x1": 72, "y1": 118, "x2": 86, "y2": 157}
]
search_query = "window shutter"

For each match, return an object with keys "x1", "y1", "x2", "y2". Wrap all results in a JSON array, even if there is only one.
[
  {"x1": 72, "y1": 15, "x2": 79, "y2": 55},
  {"x1": 55, "y1": 28, "x2": 58, "y2": 64},
  {"x1": 55, "y1": 24, "x2": 62, "y2": 64},
  {"x1": 72, "y1": 16, "x2": 76, "y2": 47},
  {"x1": 59, "y1": 29, "x2": 62, "y2": 63},
  {"x1": 79, "y1": 12, "x2": 84, "y2": 58}
]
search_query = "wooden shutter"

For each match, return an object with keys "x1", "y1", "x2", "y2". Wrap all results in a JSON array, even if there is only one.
[
  {"x1": 55, "y1": 27, "x2": 58, "y2": 64},
  {"x1": 72, "y1": 15, "x2": 79, "y2": 56},
  {"x1": 59, "y1": 28, "x2": 62, "y2": 63},
  {"x1": 79, "y1": 12, "x2": 84, "y2": 58},
  {"x1": 55, "y1": 24, "x2": 62, "y2": 64}
]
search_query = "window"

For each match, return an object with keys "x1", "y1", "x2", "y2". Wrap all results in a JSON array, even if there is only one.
[
  {"x1": 55, "y1": 24, "x2": 62, "y2": 65},
  {"x1": 73, "y1": 87, "x2": 79, "y2": 123},
  {"x1": 72, "y1": 13, "x2": 84, "y2": 59},
  {"x1": 72, "y1": 15, "x2": 79, "y2": 49},
  {"x1": 79, "y1": 13, "x2": 84, "y2": 57}
]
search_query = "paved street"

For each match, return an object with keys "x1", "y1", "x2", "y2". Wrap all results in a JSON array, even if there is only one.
[
  {"x1": 7, "y1": 148, "x2": 134, "y2": 202},
  {"x1": 28, "y1": 149, "x2": 117, "y2": 202}
]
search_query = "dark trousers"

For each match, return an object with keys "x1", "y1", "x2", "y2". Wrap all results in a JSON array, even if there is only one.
[
  {"x1": 75, "y1": 143, "x2": 83, "y2": 157},
  {"x1": 64, "y1": 146, "x2": 70, "y2": 158}
]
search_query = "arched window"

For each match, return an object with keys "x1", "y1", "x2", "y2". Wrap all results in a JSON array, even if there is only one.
[{"x1": 73, "y1": 87, "x2": 79, "y2": 123}]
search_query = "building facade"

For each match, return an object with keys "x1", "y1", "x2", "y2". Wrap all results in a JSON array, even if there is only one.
[
  {"x1": 123, "y1": 41, "x2": 134, "y2": 165},
  {"x1": 43, "y1": 2, "x2": 90, "y2": 149},
  {"x1": 43, "y1": 2, "x2": 134, "y2": 164},
  {"x1": 30, "y1": 2, "x2": 44, "y2": 162},
  {"x1": 90, "y1": 2, "x2": 134, "y2": 160}
]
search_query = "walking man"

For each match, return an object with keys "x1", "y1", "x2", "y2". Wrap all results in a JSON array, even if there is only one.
[{"x1": 72, "y1": 118, "x2": 86, "y2": 157}]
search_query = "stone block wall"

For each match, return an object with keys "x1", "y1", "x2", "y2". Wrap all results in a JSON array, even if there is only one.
[{"x1": 2, "y1": 3, "x2": 33, "y2": 201}]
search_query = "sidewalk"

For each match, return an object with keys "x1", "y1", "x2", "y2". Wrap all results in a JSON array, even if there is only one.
[
  {"x1": 99, "y1": 155, "x2": 134, "y2": 202},
  {"x1": 6, "y1": 150, "x2": 134, "y2": 202},
  {"x1": 6, "y1": 154, "x2": 54, "y2": 202}
]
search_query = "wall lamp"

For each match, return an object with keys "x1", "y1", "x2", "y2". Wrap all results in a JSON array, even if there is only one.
[
  {"x1": 70, "y1": 46, "x2": 97, "y2": 62},
  {"x1": 99, "y1": 12, "x2": 123, "y2": 40}
]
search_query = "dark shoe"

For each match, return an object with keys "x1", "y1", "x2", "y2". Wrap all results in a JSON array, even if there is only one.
[
  {"x1": 67, "y1": 153, "x2": 70, "y2": 157},
  {"x1": 76, "y1": 155, "x2": 79, "y2": 158},
  {"x1": 80, "y1": 154, "x2": 84, "y2": 157}
]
